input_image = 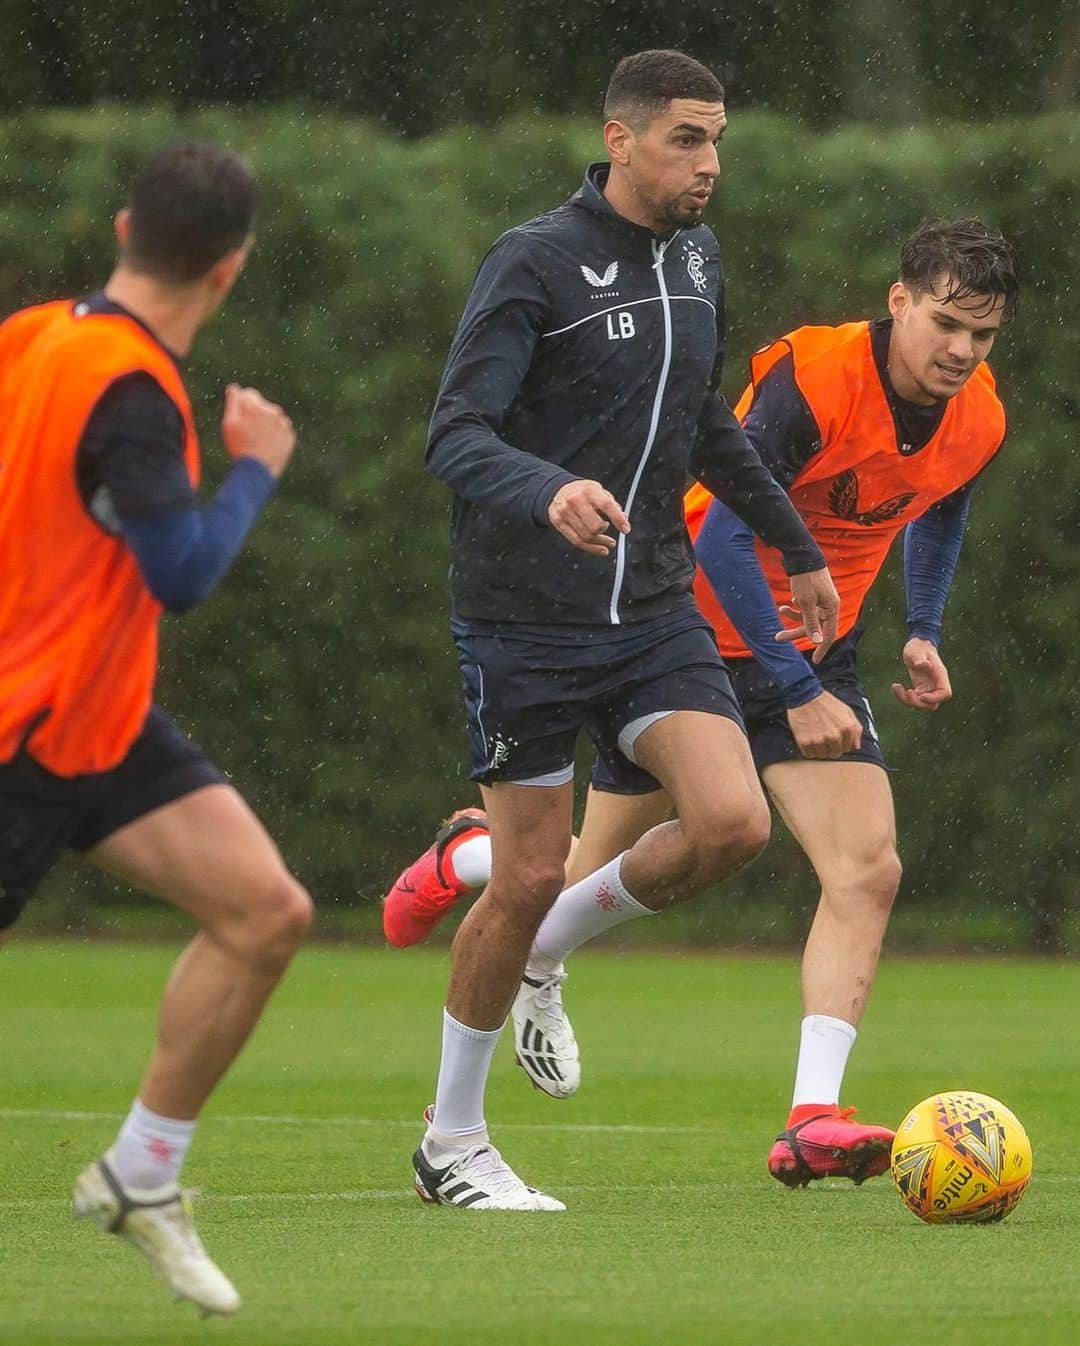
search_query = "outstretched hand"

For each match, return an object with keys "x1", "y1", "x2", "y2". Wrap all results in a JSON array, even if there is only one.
[
  {"x1": 891, "y1": 638, "x2": 952, "y2": 711},
  {"x1": 774, "y1": 567, "x2": 841, "y2": 664},
  {"x1": 548, "y1": 479, "x2": 630, "y2": 556}
]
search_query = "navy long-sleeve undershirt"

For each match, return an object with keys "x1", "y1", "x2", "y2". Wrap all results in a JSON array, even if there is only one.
[
  {"x1": 121, "y1": 458, "x2": 277, "y2": 612},
  {"x1": 903, "y1": 485, "x2": 973, "y2": 646},
  {"x1": 697, "y1": 485, "x2": 972, "y2": 707},
  {"x1": 75, "y1": 352, "x2": 277, "y2": 613}
]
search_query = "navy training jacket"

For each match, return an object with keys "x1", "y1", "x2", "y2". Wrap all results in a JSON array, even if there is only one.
[{"x1": 426, "y1": 163, "x2": 824, "y2": 627}]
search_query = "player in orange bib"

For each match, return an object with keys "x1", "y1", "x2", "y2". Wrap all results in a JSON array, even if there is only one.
[
  {"x1": 384, "y1": 218, "x2": 1020, "y2": 1186},
  {"x1": 0, "y1": 143, "x2": 311, "y2": 1315}
]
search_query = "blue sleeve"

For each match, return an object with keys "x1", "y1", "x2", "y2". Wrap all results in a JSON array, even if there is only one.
[
  {"x1": 122, "y1": 457, "x2": 277, "y2": 612},
  {"x1": 739, "y1": 351, "x2": 824, "y2": 490},
  {"x1": 903, "y1": 484, "x2": 973, "y2": 646},
  {"x1": 696, "y1": 499, "x2": 823, "y2": 708},
  {"x1": 426, "y1": 232, "x2": 579, "y2": 525}
]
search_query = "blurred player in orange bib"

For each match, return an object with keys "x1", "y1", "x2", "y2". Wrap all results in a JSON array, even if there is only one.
[
  {"x1": 385, "y1": 218, "x2": 1020, "y2": 1186},
  {"x1": 0, "y1": 142, "x2": 311, "y2": 1313}
]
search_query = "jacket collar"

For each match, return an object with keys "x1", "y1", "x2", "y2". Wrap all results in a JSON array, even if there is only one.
[{"x1": 569, "y1": 163, "x2": 680, "y2": 247}]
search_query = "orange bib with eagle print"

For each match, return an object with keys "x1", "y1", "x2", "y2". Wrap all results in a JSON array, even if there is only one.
[{"x1": 684, "y1": 321, "x2": 1005, "y2": 657}]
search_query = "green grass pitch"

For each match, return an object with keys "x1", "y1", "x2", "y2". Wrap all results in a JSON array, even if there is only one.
[{"x1": 0, "y1": 940, "x2": 1076, "y2": 1345}]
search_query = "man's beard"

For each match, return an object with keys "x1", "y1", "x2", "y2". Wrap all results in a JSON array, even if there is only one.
[
  {"x1": 670, "y1": 203, "x2": 705, "y2": 228},
  {"x1": 655, "y1": 195, "x2": 705, "y2": 231}
]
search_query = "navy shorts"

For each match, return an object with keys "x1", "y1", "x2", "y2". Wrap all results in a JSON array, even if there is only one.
[
  {"x1": 453, "y1": 609, "x2": 744, "y2": 793},
  {"x1": 0, "y1": 706, "x2": 225, "y2": 930},
  {"x1": 726, "y1": 625, "x2": 888, "y2": 773}
]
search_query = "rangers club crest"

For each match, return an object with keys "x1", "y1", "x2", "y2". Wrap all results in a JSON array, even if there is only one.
[{"x1": 685, "y1": 246, "x2": 707, "y2": 293}]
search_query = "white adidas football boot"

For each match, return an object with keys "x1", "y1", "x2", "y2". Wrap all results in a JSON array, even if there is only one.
[
  {"x1": 413, "y1": 1109, "x2": 565, "y2": 1211},
  {"x1": 73, "y1": 1157, "x2": 240, "y2": 1317},
  {"x1": 511, "y1": 966, "x2": 581, "y2": 1098}
]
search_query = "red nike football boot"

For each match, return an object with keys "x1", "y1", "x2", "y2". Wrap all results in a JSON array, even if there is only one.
[
  {"x1": 767, "y1": 1105, "x2": 895, "y2": 1187},
  {"x1": 382, "y1": 809, "x2": 489, "y2": 948}
]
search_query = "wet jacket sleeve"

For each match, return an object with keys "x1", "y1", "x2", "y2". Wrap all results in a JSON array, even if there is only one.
[
  {"x1": 426, "y1": 233, "x2": 580, "y2": 525},
  {"x1": 903, "y1": 483, "x2": 974, "y2": 646},
  {"x1": 696, "y1": 499, "x2": 824, "y2": 708},
  {"x1": 691, "y1": 309, "x2": 825, "y2": 576}
]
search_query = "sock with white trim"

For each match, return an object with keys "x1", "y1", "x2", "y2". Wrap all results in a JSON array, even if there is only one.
[
  {"x1": 108, "y1": 1099, "x2": 196, "y2": 1192},
  {"x1": 530, "y1": 852, "x2": 655, "y2": 966},
  {"x1": 790, "y1": 1014, "x2": 857, "y2": 1109},
  {"x1": 425, "y1": 1010, "x2": 502, "y2": 1159}
]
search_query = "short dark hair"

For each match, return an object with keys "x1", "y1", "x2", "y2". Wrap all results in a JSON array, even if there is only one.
[
  {"x1": 124, "y1": 141, "x2": 258, "y2": 285},
  {"x1": 900, "y1": 218, "x2": 1020, "y2": 322},
  {"x1": 604, "y1": 50, "x2": 725, "y2": 131}
]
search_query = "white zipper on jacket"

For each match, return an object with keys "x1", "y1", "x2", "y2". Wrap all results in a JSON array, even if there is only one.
[{"x1": 608, "y1": 232, "x2": 679, "y2": 624}]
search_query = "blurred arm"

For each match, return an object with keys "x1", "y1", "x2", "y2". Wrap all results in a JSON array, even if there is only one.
[{"x1": 79, "y1": 373, "x2": 277, "y2": 612}]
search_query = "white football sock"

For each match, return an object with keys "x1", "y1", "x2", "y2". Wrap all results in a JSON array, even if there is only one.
[
  {"x1": 425, "y1": 1010, "x2": 502, "y2": 1157},
  {"x1": 791, "y1": 1014, "x2": 857, "y2": 1108},
  {"x1": 449, "y1": 834, "x2": 492, "y2": 889},
  {"x1": 531, "y1": 852, "x2": 654, "y2": 965},
  {"x1": 108, "y1": 1099, "x2": 196, "y2": 1191}
]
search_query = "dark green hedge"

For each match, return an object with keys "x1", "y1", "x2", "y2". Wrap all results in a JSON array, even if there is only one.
[
  {"x1": 1, "y1": 0, "x2": 1074, "y2": 132},
  {"x1": 4, "y1": 107, "x2": 1076, "y2": 949}
]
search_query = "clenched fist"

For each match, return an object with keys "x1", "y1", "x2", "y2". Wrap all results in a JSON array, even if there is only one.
[
  {"x1": 221, "y1": 383, "x2": 296, "y2": 479},
  {"x1": 786, "y1": 690, "x2": 863, "y2": 759}
]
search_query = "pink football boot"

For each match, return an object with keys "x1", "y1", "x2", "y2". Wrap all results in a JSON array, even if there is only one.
[
  {"x1": 382, "y1": 809, "x2": 488, "y2": 948},
  {"x1": 768, "y1": 1105, "x2": 895, "y2": 1187}
]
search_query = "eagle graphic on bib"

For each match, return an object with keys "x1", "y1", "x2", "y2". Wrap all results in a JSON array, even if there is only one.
[{"x1": 827, "y1": 470, "x2": 917, "y2": 527}]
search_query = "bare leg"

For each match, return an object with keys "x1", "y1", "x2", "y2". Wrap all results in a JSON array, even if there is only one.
[
  {"x1": 622, "y1": 712, "x2": 770, "y2": 908},
  {"x1": 445, "y1": 781, "x2": 573, "y2": 1031},
  {"x1": 510, "y1": 715, "x2": 767, "y2": 1104},
  {"x1": 528, "y1": 715, "x2": 767, "y2": 963},
  {"x1": 88, "y1": 784, "x2": 313, "y2": 1119},
  {"x1": 565, "y1": 785, "x2": 672, "y2": 886},
  {"x1": 760, "y1": 760, "x2": 900, "y2": 1184},
  {"x1": 762, "y1": 760, "x2": 900, "y2": 1026}
]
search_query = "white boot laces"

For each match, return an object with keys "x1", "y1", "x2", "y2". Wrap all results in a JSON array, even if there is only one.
[
  {"x1": 450, "y1": 1143, "x2": 527, "y2": 1197},
  {"x1": 531, "y1": 970, "x2": 568, "y2": 1027}
]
